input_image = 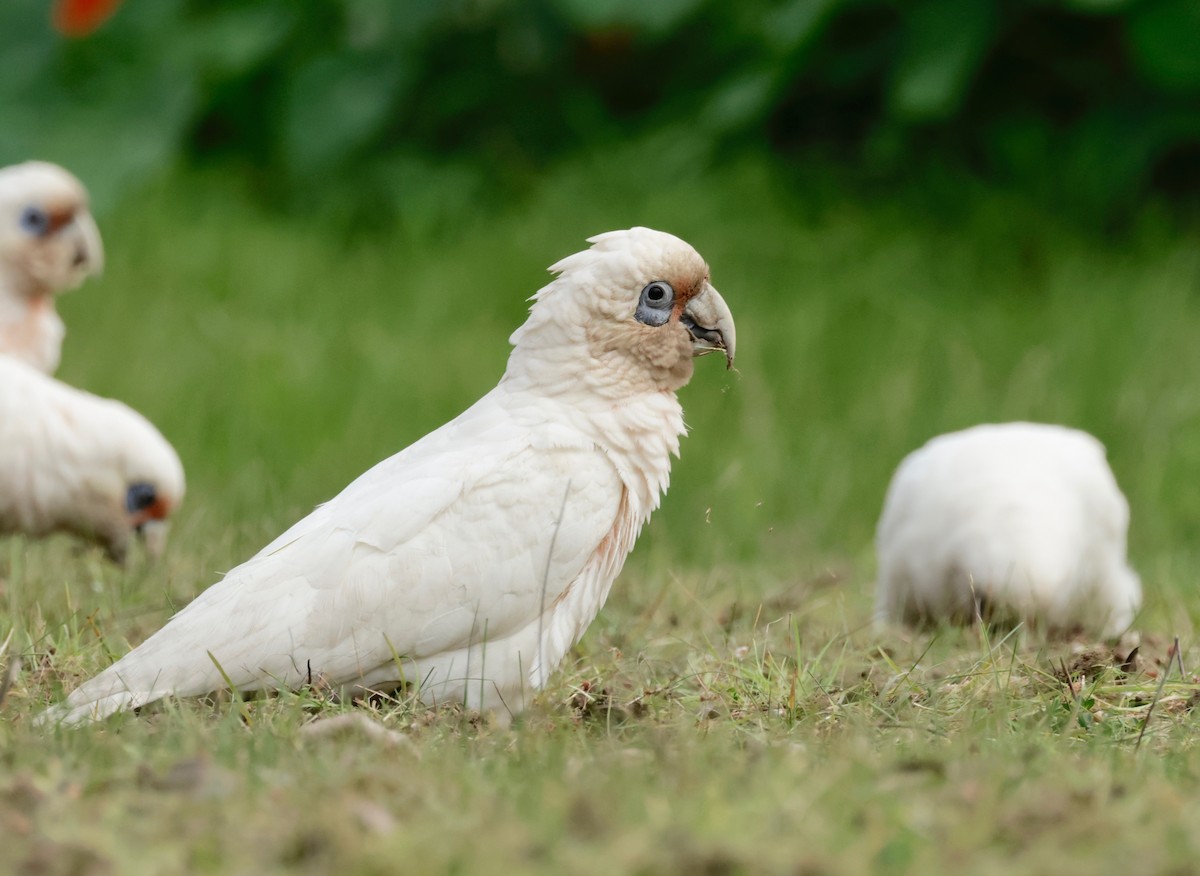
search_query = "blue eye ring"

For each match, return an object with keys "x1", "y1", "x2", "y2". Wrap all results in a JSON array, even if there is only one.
[
  {"x1": 19, "y1": 206, "x2": 50, "y2": 237},
  {"x1": 635, "y1": 281, "x2": 675, "y2": 327},
  {"x1": 126, "y1": 482, "x2": 159, "y2": 514}
]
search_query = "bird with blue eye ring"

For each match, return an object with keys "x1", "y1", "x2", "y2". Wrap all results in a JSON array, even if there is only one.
[
  {"x1": 635, "y1": 281, "x2": 674, "y2": 326},
  {"x1": 0, "y1": 160, "x2": 105, "y2": 375},
  {"x1": 20, "y1": 205, "x2": 51, "y2": 237}
]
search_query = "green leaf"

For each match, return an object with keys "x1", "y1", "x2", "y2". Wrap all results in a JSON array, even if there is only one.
[
  {"x1": 763, "y1": 0, "x2": 844, "y2": 54},
  {"x1": 282, "y1": 53, "x2": 405, "y2": 175},
  {"x1": 701, "y1": 69, "x2": 778, "y2": 133},
  {"x1": 888, "y1": 0, "x2": 996, "y2": 121},
  {"x1": 1059, "y1": 104, "x2": 1185, "y2": 213},
  {"x1": 0, "y1": 42, "x2": 195, "y2": 210},
  {"x1": 1128, "y1": 0, "x2": 1200, "y2": 92},
  {"x1": 185, "y1": 6, "x2": 298, "y2": 78},
  {"x1": 1064, "y1": 0, "x2": 1134, "y2": 13},
  {"x1": 550, "y1": 0, "x2": 705, "y2": 35}
]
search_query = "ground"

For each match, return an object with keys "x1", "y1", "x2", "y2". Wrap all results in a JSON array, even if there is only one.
[{"x1": 3, "y1": 152, "x2": 1200, "y2": 874}]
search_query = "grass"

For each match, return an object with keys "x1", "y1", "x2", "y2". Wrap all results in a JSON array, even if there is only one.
[{"x1": 4, "y1": 147, "x2": 1200, "y2": 873}]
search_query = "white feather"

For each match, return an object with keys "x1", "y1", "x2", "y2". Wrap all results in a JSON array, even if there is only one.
[
  {"x1": 874, "y1": 422, "x2": 1141, "y2": 638},
  {"x1": 0, "y1": 355, "x2": 185, "y2": 560},
  {"x1": 44, "y1": 227, "x2": 734, "y2": 724}
]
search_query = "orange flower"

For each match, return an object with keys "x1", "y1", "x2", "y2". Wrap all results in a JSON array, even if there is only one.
[{"x1": 52, "y1": 0, "x2": 124, "y2": 38}]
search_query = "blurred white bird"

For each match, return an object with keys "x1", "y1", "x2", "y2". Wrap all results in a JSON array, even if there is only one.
[
  {"x1": 0, "y1": 161, "x2": 104, "y2": 374},
  {"x1": 874, "y1": 422, "x2": 1141, "y2": 639},
  {"x1": 43, "y1": 228, "x2": 735, "y2": 725},
  {"x1": 0, "y1": 355, "x2": 184, "y2": 563}
]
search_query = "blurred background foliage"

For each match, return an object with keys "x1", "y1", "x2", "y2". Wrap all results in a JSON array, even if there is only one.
[{"x1": 2, "y1": 0, "x2": 1200, "y2": 223}]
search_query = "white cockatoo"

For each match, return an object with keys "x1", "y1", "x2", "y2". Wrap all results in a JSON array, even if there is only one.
[
  {"x1": 874, "y1": 422, "x2": 1141, "y2": 639},
  {"x1": 0, "y1": 161, "x2": 104, "y2": 374},
  {"x1": 42, "y1": 228, "x2": 735, "y2": 725},
  {"x1": 0, "y1": 355, "x2": 185, "y2": 563}
]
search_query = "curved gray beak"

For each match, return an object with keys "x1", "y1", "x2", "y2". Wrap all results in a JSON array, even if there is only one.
[
  {"x1": 137, "y1": 519, "x2": 170, "y2": 560},
  {"x1": 682, "y1": 282, "x2": 736, "y2": 368},
  {"x1": 65, "y1": 210, "x2": 105, "y2": 279}
]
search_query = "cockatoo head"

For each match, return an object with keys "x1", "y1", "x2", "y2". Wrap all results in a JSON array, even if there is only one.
[
  {"x1": 0, "y1": 161, "x2": 104, "y2": 297},
  {"x1": 510, "y1": 228, "x2": 736, "y2": 396},
  {"x1": 86, "y1": 401, "x2": 186, "y2": 563}
]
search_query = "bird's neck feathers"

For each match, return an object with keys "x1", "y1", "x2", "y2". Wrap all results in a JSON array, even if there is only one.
[
  {"x1": 0, "y1": 256, "x2": 55, "y2": 301},
  {"x1": 501, "y1": 278, "x2": 689, "y2": 520},
  {"x1": 497, "y1": 373, "x2": 685, "y2": 523},
  {"x1": 0, "y1": 285, "x2": 62, "y2": 373}
]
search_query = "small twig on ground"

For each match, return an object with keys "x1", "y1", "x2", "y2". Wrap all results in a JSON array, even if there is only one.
[
  {"x1": 1119, "y1": 646, "x2": 1140, "y2": 675},
  {"x1": 1059, "y1": 657, "x2": 1085, "y2": 732},
  {"x1": 1059, "y1": 658, "x2": 1078, "y2": 700},
  {"x1": 300, "y1": 714, "x2": 419, "y2": 756},
  {"x1": 1135, "y1": 635, "x2": 1180, "y2": 751}
]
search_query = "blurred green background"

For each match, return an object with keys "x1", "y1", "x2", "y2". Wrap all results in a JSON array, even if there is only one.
[{"x1": 4, "y1": 0, "x2": 1200, "y2": 220}]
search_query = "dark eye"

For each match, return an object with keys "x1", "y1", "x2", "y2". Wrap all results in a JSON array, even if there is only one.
[
  {"x1": 19, "y1": 206, "x2": 50, "y2": 236},
  {"x1": 126, "y1": 482, "x2": 158, "y2": 514},
  {"x1": 635, "y1": 281, "x2": 675, "y2": 327}
]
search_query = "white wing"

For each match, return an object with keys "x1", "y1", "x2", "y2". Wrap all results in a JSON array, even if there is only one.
[{"x1": 52, "y1": 387, "x2": 625, "y2": 721}]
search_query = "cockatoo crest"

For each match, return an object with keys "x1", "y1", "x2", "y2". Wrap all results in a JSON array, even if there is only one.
[{"x1": 507, "y1": 227, "x2": 735, "y2": 398}]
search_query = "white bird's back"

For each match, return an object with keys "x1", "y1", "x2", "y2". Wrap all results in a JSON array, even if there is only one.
[
  {"x1": 874, "y1": 422, "x2": 1140, "y2": 638},
  {"x1": 0, "y1": 355, "x2": 185, "y2": 561}
]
